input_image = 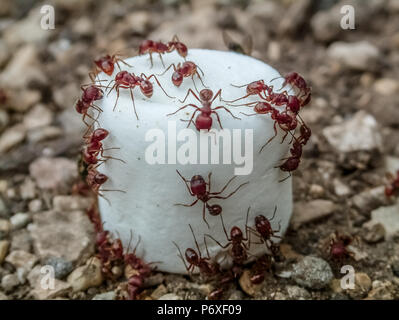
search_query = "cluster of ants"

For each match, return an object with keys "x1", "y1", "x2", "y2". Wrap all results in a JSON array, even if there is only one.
[
  {"x1": 173, "y1": 207, "x2": 284, "y2": 299},
  {"x1": 74, "y1": 35, "x2": 315, "y2": 299}
]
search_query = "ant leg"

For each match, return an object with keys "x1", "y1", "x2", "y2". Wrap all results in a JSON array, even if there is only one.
[
  {"x1": 202, "y1": 204, "x2": 210, "y2": 229},
  {"x1": 213, "y1": 106, "x2": 241, "y2": 120},
  {"x1": 220, "y1": 214, "x2": 230, "y2": 242},
  {"x1": 210, "y1": 181, "x2": 249, "y2": 200},
  {"x1": 167, "y1": 104, "x2": 200, "y2": 117},
  {"x1": 157, "y1": 63, "x2": 176, "y2": 76},
  {"x1": 176, "y1": 169, "x2": 195, "y2": 196},
  {"x1": 278, "y1": 172, "x2": 291, "y2": 183},
  {"x1": 269, "y1": 206, "x2": 277, "y2": 221},
  {"x1": 112, "y1": 87, "x2": 120, "y2": 112},
  {"x1": 117, "y1": 57, "x2": 133, "y2": 68},
  {"x1": 179, "y1": 89, "x2": 201, "y2": 104},
  {"x1": 185, "y1": 108, "x2": 199, "y2": 129},
  {"x1": 129, "y1": 87, "x2": 139, "y2": 120},
  {"x1": 210, "y1": 175, "x2": 237, "y2": 195},
  {"x1": 106, "y1": 80, "x2": 116, "y2": 95},
  {"x1": 243, "y1": 207, "x2": 250, "y2": 241},
  {"x1": 149, "y1": 53, "x2": 154, "y2": 68},
  {"x1": 143, "y1": 73, "x2": 175, "y2": 98},
  {"x1": 280, "y1": 130, "x2": 289, "y2": 144},
  {"x1": 204, "y1": 234, "x2": 229, "y2": 249},
  {"x1": 99, "y1": 188, "x2": 127, "y2": 193},
  {"x1": 211, "y1": 89, "x2": 223, "y2": 103},
  {"x1": 172, "y1": 241, "x2": 191, "y2": 274},
  {"x1": 212, "y1": 110, "x2": 223, "y2": 130},
  {"x1": 188, "y1": 224, "x2": 203, "y2": 257},
  {"x1": 158, "y1": 53, "x2": 166, "y2": 68},
  {"x1": 204, "y1": 236, "x2": 212, "y2": 260},
  {"x1": 230, "y1": 82, "x2": 250, "y2": 88},
  {"x1": 224, "y1": 93, "x2": 253, "y2": 104},
  {"x1": 194, "y1": 71, "x2": 207, "y2": 88},
  {"x1": 259, "y1": 121, "x2": 278, "y2": 154},
  {"x1": 239, "y1": 112, "x2": 258, "y2": 117},
  {"x1": 99, "y1": 153, "x2": 126, "y2": 163},
  {"x1": 207, "y1": 172, "x2": 212, "y2": 192},
  {"x1": 174, "y1": 199, "x2": 199, "y2": 207},
  {"x1": 191, "y1": 76, "x2": 199, "y2": 94}
]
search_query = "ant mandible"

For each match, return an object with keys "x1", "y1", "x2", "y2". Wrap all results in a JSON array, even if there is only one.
[
  {"x1": 173, "y1": 224, "x2": 220, "y2": 277},
  {"x1": 167, "y1": 88, "x2": 240, "y2": 131},
  {"x1": 158, "y1": 61, "x2": 206, "y2": 90},
  {"x1": 175, "y1": 170, "x2": 249, "y2": 228},
  {"x1": 205, "y1": 209, "x2": 251, "y2": 266},
  {"x1": 107, "y1": 71, "x2": 174, "y2": 119}
]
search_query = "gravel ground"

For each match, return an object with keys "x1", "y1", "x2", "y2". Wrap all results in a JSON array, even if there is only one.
[{"x1": 0, "y1": 0, "x2": 398, "y2": 300}]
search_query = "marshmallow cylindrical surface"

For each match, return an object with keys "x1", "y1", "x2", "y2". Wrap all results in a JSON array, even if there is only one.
[{"x1": 96, "y1": 49, "x2": 293, "y2": 273}]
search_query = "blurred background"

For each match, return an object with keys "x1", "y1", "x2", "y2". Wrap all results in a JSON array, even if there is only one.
[{"x1": 0, "y1": 0, "x2": 398, "y2": 300}]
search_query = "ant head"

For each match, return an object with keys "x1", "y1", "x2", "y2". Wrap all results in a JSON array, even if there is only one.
[
  {"x1": 83, "y1": 85, "x2": 103, "y2": 101},
  {"x1": 115, "y1": 70, "x2": 130, "y2": 82},
  {"x1": 208, "y1": 204, "x2": 222, "y2": 216},
  {"x1": 199, "y1": 89, "x2": 213, "y2": 101},
  {"x1": 94, "y1": 55, "x2": 114, "y2": 76},
  {"x1": 230, "y1": 226, "x2": 243, "y2": 242},
  {"x1": 94, "y1": 173, "x2": 108, "y2": 185},
  {"x1": 139, "y1": 40, "x2": 154, "y2": 53},
  {"x1": 92, "y1": 128, "x2": 109, "y2": 141},
  {"x1": 185, "y1": 248, "x2": 199, "y2": 264},
  {"x1": 255, "y1": 215, "x2": 271, "y2": 233},
  {"x1": 190, "y1": 175, "x2": 207, "y2": 195},
  {"x1": 75, "y1": 100, "x2": 87, "y2": 114},
  {"x1": 172, "y1": 71, "x2": 183, "y2": 87}
]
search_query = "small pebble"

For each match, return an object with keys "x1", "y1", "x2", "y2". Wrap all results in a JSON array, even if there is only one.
[
  {"x1": 1, "y1": 273, "x2": 19, "y2": 292},
  {"x1": 10, "y1": 213, "x2": 31, "y2": 230},
  {"x1": 43, "y1": 256, "x2": 74, "y2": 279},
  {"x1": 291, "y1": 256, "x2": 333, "y2": 289}
]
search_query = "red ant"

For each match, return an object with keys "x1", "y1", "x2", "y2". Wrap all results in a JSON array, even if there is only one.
[
  {"x1": 139, "y1": 36, "x2": 187, "y2": 67},
  {"x1": 93, "y1": 54, "x2": 131, "y2": 77},
  {"x1": 205, "y1": 211, "x2": 250, "y2": 266},
  {"x1": 75, "y1": 85, "x2": 104, "y2": 127},
  {"x1": 167, "y1": 89, "x2": 240, "y2": 131},
  {"x1": 173, "y1": 224, "x2": 220, "y2": 277},
  {"x1": 175, "y1": 170, "x2": 249, "y2": 228},
  {"x1": 123, "y1": 234, "x2": 155, "y2": 300},
  {"x1": 96, "y1": 230, "x2": 124, "y2": 279},
  {"x1": 158, "y1": 61, "x2": 206, "y2": 89},
  {"x1": 246, "y1": 206, "x2": 282, "y2": 250},
  {"x1": 107, "y1": 71, "x2": 174, "y2": 119},
  {"x1": 82, "y1": 128, "x2": 125, "y2": 166},
  {"x1": 326, "y1": 232, "x2": 355, "y2": 262},
  {"x1": 385, "y1": 170, "x2": 399, "y2": 198},
  {"x1": 276, "y1": 137, "x2": 303, "y2": 182}
]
